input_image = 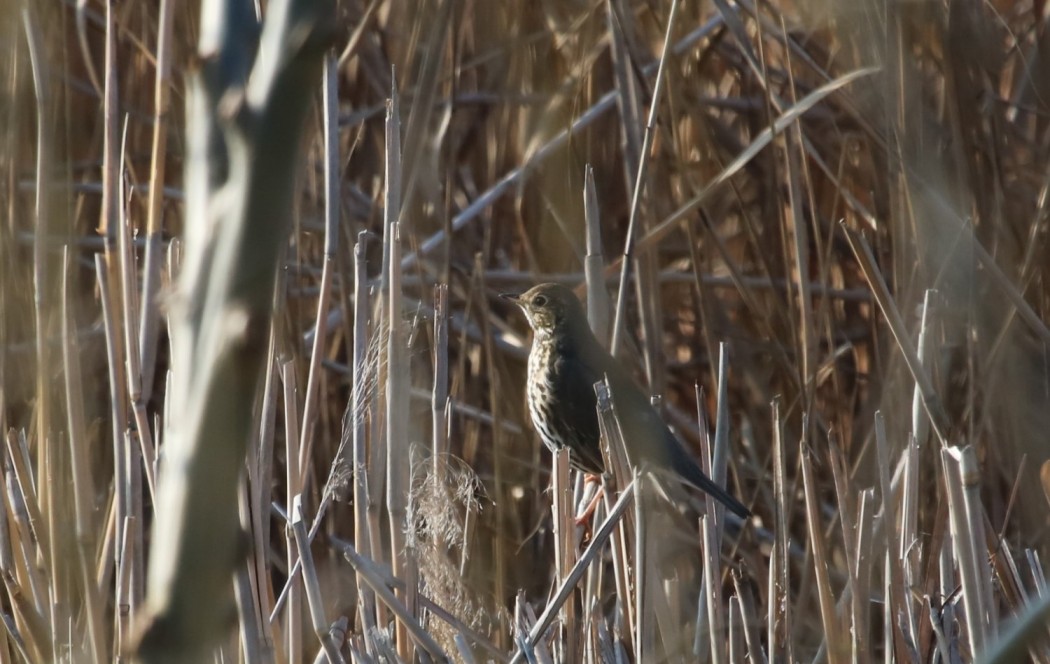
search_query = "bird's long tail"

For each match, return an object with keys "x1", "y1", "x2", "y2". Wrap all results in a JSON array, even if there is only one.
[
  {"x1": 681, "y1": 462, "x2": 751, "y2": 519},
  {"x1": 666, "y1": 438, "x2": 750, "y2": 519}
]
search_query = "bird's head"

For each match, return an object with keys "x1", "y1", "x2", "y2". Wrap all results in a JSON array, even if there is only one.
[{"x1": 500, "y1": 283, "x2": 589, "y2": 339}]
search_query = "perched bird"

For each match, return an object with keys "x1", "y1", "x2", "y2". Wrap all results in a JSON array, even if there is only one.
[{"x1": 502, "y1": 283, "x2": 750, "y2": 520}]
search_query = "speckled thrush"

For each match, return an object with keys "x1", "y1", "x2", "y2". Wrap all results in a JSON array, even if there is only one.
[{"x1": 502, "y1": 283, "x2": 750, "y2": 520}]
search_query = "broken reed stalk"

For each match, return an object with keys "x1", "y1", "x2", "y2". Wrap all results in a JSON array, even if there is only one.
[
  {"x1": 701, "y1": 513, "x2": 724, "y2": 664},
  {"x1": 292, "y1": 496, "x2": 342, "y2": 663},
  {"x1": 383, "y1": 68, "x2": 416, "y2": 659},
  {"x1": 95, "y1": 252, "x2": 134, "y2": 652},
  {"x1": 550, "y1": 449, "x2": 576, "y2": 662},
  {"x1": 770, "y1": 398, "x2": 791, "y2": 662},
  {"x1": 23, "y1": 1, "x2": 54, "y2": 545},
  {"x1": 828, "y1": 438, "x2": 868, "y2": 664},
  {"x1": 297, "y1": 53, "x2": 341, "y2": 480},
  {"x1": 253, "y1": 320, "x2": 280, "y2": 653},
  {"x1": 874, "y1": 411, "x2": 912, "y2": 657},
  {"x1": 337, "y1": 539, "x2": 449, "y2": 662},
  {"x1": 583, "y1": 165, "x2": 608, "y2": 346},
  {"x1": 432, "y1": 284, "x2": 450, "y2": 473},
  {"x1": 633, "y1": 467, "x2": 646, "y2": 663},
  {"x1": 137, "y1": 0, "x2": 175, "y2": 404},
  {"x1": 595, "y1": 379, "x2": 637, "y2": 648},
  {"x1": 943, "y1": 445, "x2": 994, "y2": 657},
  {"x1": 730, "y1": 568, "x2": 764, "y2": 664},
  {"x1": 283, "y1": 361, "x2": 303, "y2": 664},
  {"x1": 509, "y1": 479, "x2": 637, "y2": 664},
  {"x1": 854, "y1": 489, "x2": 876, "y2": 660},
  {"x1": 800, "y1": 442, "x2": 843, "y2": 664},
  {"x1": 351, "y1": 234, "x2": 378, "y2": 638},
  {"x1": 60, "y1": 248, "x2": 105, "y2": 662}
]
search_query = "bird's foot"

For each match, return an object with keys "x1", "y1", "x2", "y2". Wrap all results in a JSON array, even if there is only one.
[{"x1": 574, "y1": 481, "x2": 604, "y2": 526}]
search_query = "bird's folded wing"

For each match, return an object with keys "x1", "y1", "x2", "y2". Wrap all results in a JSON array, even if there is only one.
[{"x1": 552, "y1": 352, "x2": 605, "y2": 473}]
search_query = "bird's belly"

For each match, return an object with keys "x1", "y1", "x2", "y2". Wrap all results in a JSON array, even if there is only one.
[{"x1": 526, "y1": 352, "x2": 562, "y2": 452}]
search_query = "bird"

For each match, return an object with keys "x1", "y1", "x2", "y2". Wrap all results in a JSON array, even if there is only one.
[{"x1": 501, "y1": 283, "x2": 750, "y2": 520}]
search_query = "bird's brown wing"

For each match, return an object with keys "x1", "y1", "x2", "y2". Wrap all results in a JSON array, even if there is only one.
[
  {"x1": 606, "y1": 365, "x2": 751, "y2": 519},
  {"x1": 658, "y1": 425, "x2": 751, "y2": 519},
  {"x1": 551, "y1": 350, "x2": 605, "y2": 474}
]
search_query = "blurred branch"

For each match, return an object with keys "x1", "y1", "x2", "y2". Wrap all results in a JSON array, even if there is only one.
[{"x1": 135, "y1": 0, "x2": 331, "y2": 659}]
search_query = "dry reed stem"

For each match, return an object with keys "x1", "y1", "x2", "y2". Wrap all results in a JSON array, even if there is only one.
[
  {"x1": 550, "y1": 449, "x2": 575, "y2": 662},
  {"x1": 337, "y1": 539, "x2": 449, "y2": 662},
  {"x1": 702, "y1": 514, "x2": 725, "y2": 664},
  {"x1": 251, "y1": 323, "x2": 279, "y2": 654},
  {"x1": 510, "y1": 479, "x2": 637, "y2": 664},
  {"x1": 800, "y1": 441, "x2": 843, "y2": 663},
  {"x1": 769, "y1": 398, "x2": 791, "y2": 662},
  {"x1": 351, "y1": 234, "x2": 377, "y2": 644},
  {"x1": 610, "y1": 0, "x2": 680, "y2": 357},
  {"x1": 583, "y1": 166, "x2": 609, "y2": 346},
  {"x1": 432, "y1": 285, "x2": 450, "y2": 471},
  {"x1": 283, "y1": 360, "x2": 303, "y2": 664},
  {"x1": 291, "y1": 496, "x2": 342, "y2": 664},
  {"x1": 383, "y1": 73, "x2": 414, "y2": 658},
  {"x1": 595, "y1": 379, "x2": 637, "y2": 648},
  {"x1": 22, "y1": 7, "x2": 53, "y2": 534},
  {"x1": 4, "y1": 0, "x2": 1050, "y2": 661}
]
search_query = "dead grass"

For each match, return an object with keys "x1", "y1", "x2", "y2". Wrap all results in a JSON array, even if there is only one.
[{"x1": 1, "y1": 0, "x2": 1049, "y2": 661}]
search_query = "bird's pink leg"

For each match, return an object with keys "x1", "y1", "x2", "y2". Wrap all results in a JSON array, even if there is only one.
[{"x1": 574, "y1": 474, "x2": 604, "y2": 526}]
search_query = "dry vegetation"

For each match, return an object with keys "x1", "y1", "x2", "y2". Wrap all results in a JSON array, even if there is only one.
[{"x1": 1, "y1": 0, "x2": 1050, "y2": 661}]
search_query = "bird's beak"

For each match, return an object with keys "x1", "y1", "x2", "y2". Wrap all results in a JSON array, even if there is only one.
[{"x1": 499, "y1": 292, "x2": 521, "y2": 303}]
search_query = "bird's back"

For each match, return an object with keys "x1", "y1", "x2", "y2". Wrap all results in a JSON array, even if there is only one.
[{"x1": 582, "y1": 339, "x2": 751, "y2": 519}]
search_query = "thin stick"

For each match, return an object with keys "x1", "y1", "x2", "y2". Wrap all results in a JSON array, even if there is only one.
[
  {"x1": 291, "y1": 496, "x2": 342, "y2": 664},
  {"x1": 383, "y1": 72, "x2": 413, "y2": 660},
  {"x1": 854, "y1": 488, "x2": 875, "y2": 661},
  {"x1": 96, "y1": 253, "x2": 132, "y2": 646},
  {"x1": 351, "y1": 234, "x2": 377, "y2": 637},
  {"x1": 138, "y1": 0, "x2": 175, "y2": 402},
  {"x1": 21, "y1": 6, "x2": 53, "y2": 515},
  {"x1": 841, "y1": 225, "x2": 950, "y2": 445},
  {"x1": 583, "y1": 165, "x2": 608, "y2": 346},
  {"x1": 61, "y1": 248, "x2": 105, "y2": 662},
  {"x1": 298, "y1": 51, "x2": 341, "y2": 478},
  {"x1": 770, "y1": 399, "x2": 791, "y2": 662},
  {"x1": 731, "y1": 567, "x2": 766, "y2": 664},
  {"x1": 634, "y1": 468, "x2": 646, "y2": 663},
  {"x1": 432, "y1": 284, "x2": 449, "y2": 474},
  {"x1": 875, "y1": 412, "x2": 909, "y2": 658},
  {"x1": 252, "y1": 320, "x2": 279, "y2": 653},
  {"x1": 338, "y1": 541, "x2": 450, "y2": 662},
  {"x1": 283, "y1": 361, "x2": 303, "y2": 664},
  {"x1": 551, "y1": 449, "x2": 575, "y2": 662},
  {"x1": 801, "y1": 442, "x2": 843, "y2": 663},
  {"x1": 702, "y1": 514, "x2": 724, "y2": 664},
  {"x1": 595, "y1": 380, "x2": 636, "y2": 645},
  {"x1": 609, "y1": 0, "x2": 680, "y2": 355},
  {"x1": 509, "y1": 480, "x2": 636, "y2": 664}
]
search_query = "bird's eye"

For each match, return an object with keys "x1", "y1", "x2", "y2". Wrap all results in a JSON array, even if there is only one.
[{"x1": 532, "y1": 295, "x2": 548, "y2": 307}]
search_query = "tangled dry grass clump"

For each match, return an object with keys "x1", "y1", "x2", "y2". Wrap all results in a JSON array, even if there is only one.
[{"x1": 0, "y1": 0, "x2": 1049, "y2": 662}]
